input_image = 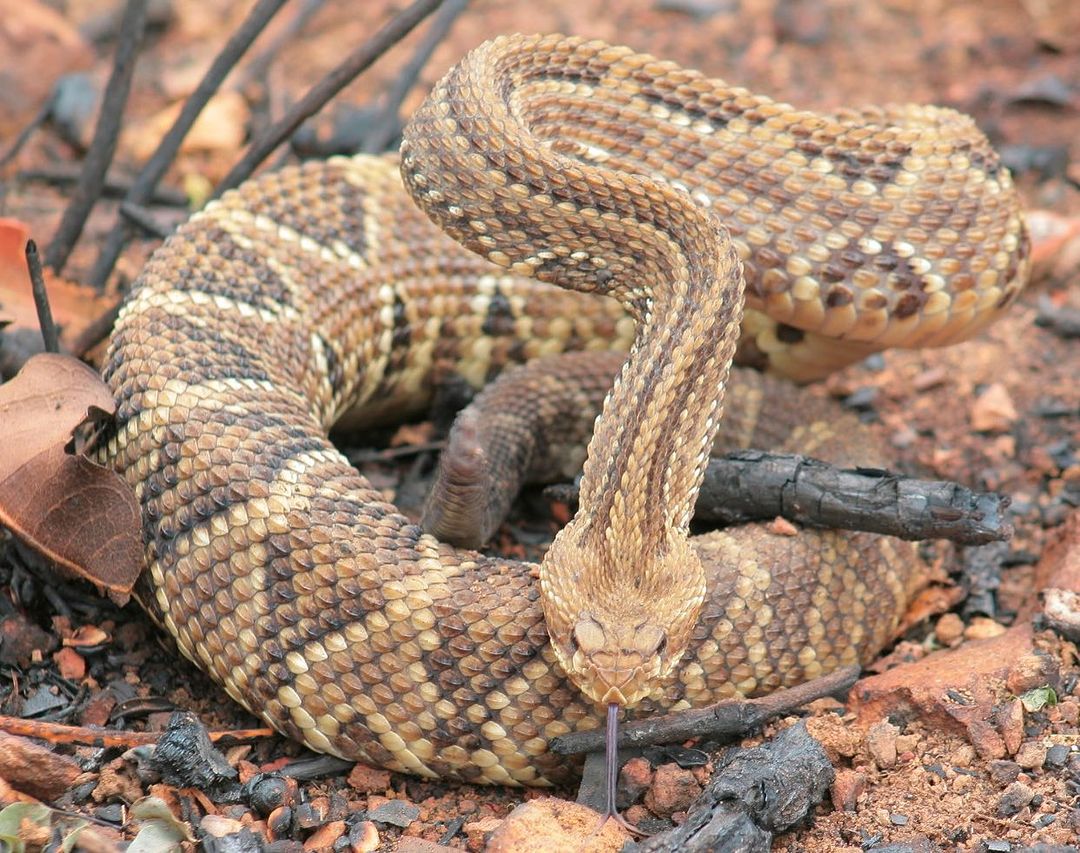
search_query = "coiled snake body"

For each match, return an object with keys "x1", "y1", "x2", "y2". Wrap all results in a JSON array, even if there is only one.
[{"x1": 102, "y1": 35, "x2": 1028, "y2": 785}]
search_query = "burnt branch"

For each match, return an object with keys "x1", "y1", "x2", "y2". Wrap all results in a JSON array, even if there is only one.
[
  {"x1": 361, "y1": 0, "x2": 469, "y2": 154},
  {"x1": 25, "y1": 240, "x2": 59, "y2": 354},
  {"x1": 549, "y1": 666, "x2": 858, "y2": 756},
  {"x1": 636, "y1": 722, "x2": 834, "y2": 852},
  {"x1": 211, "y1": 0, "x2": 444, "y2": 200},
  {"x1": 43, "y1": 0, "x2": 148, "y2": 274},
  {"x1": 89, "y1": 0, "x2": 289, "y2": 288},
  {"x1": 547, "y1": 450, "x2": 1012, "y2": 545}
]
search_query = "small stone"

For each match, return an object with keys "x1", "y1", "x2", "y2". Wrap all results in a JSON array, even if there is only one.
[
  {"x1": 889, "y1": 813, "x2": 909, "y2": 826},
  {"x1": 463, "y1": 815, "x2": 503, "y2": 849},
  {"x1": 997, "y1": 781, "x2": 1035, "y2": 817},
  {"x1": 952, "y1": 774, "x2": 974, "y2": 793},
  {"x1": 303, "y1": 820, "x2": 345, "y2": 852},
  {"x1": 912, "y1": 367, "x2": 948, "y2": 391},
  {"x1": 895, "y1": 734, "x2": 920, "y2": 757},
  {"x1": 964, "y1": 617, "x2": 1007, "y2": 640},
  {"x1": 1014, "y1": 742, "x2": 1047, "y2": 770},
  {"x1": 831, "y1": 769, "x2": 866, "y2": 812},
  {"x1": 767, "y1": 516, "x2": 799, "y2": 536},
  {"x1": 1058, "y1": 698, "x2": 1079, "y2": 724},
  {"x1": 368, "y1": 800, "x2": 420, "y2": 829},
  {"x1": 984, "y1": 841, "x2": 1011, "y2": 853},
  {"x1": 54, "y1": 647, "x2": 86, "y2": 681},
  {"x1": 970, "y1": 383, "x2": 1018, "y2": 433},
  {"x1": 949, "y1": 744, "x2": 976, "y2": 768},
  {"x1": 988, "y1": 760, "x2": 1022, "y2": 785},
  {"x1": 200, "y1": 815, "x2": 244, "y2": 838},
  {"x1": 934, "y1": 613, "x2": 965, "y2": 646},
  {"x1": 644, "y1": 763, "x2": 703, "y2": 817},
  {"x1": 348, "y1": 820, "x2": 379, "y2": 853},
  {"x1": 866, "y1": 720, "x2": 899, "y2": 769},
  {"x1": 617, "y1": 756, "x2": 653, "y2": 808},
  {"x1": 890, "y1": 425, "x2": 918, "y2": 449},
  {"x1": 1044, "y1": 744, "x2": 1070, "y2": 769},
  {"x1": 347, "y1": 764, "x2": 391, "y2": 794},
  {"x1": 1001, "y1": 699, "x2": 1025, "y2": 757},
  {"x1": 1006, "y1": 652, "x2": 1060, "y2": 694}
]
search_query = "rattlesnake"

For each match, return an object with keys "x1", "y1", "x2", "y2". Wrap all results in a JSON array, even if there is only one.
[{"x1": 102, "y1": 34, "x2": 1028, "y2": 786}]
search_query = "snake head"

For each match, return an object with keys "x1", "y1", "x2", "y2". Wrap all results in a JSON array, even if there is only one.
[{"x1": 540, "y1": 524, "x2": 706, "y2": 707}]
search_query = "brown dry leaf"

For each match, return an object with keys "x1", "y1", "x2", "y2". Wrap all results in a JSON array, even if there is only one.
[
  {"x1": 0, "y1": 353, "x2": 141, "y2": 602},
  {"x1": 0, "y1": 218, "x2": 119, "y2": 359}
]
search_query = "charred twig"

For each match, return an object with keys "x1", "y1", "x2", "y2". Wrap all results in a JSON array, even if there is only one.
[
  {"x1": 0, "y1": 714, "x2": 274, "y2": 749},
  {"x1": 547, "y1": 450, "x2": 1012, "y2": 545},
  {"x1": 361, "y1": 0, "x2": 469, "y2": 153},
  {"x1": 89, "y1": 0, "x2": 289, "y2": 288},
  {"x1": 637, "y1": 722, "x2": 834, "y2": 852},
  {"x1": 348, "y1": 440, "x2": 446, "y2": 464},
  {"x1": 25, "y1": 240, "x2": 59, "y2": 354},
  {"x1": 17, "y1": 165, "x2": 188, "y2": 206},
  {"x1": 43, "y1": 0, "x2": 149, "y2": 274},
  {"x1": 119, "y1": 201, "x2": 172, "y2": 239},
  {"x1": 68, "y1": 303, "x2": 122, "y2": 358},
  {"x1": 238, "y1": 0, "x2": 330, "y2": 90},
  {"x1": 0, "y1": 101, "x2": 52, "y2": 169},
  {"x1": 549, "y1": 666, "x2": 859, "y2": 756},
  {"x1": 212, "y1": 0, "x2": 444, "y2": 199}
]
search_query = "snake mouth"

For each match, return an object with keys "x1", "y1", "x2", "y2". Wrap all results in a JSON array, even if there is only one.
[{"x1": 566, "y1": 616, "x2": 669, "y2": 707}]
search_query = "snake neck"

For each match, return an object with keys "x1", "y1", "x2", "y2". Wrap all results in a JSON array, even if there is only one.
[{"x1": 401, "y1": 34, "x2": 748, "y2": 705}]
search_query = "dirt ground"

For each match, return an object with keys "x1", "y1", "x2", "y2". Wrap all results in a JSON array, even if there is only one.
[{"x1": 0, "y1": 0, "x2": 1078, "y2": 850}]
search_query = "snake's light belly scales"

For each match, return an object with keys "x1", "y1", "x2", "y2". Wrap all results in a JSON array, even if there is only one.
[{"x1": 102, "y1": 35, "x2": 1028, "y2": 785}]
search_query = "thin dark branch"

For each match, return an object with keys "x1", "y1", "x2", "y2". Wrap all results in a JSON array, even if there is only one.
[
  {"x1": 119, "y1": 202, "x2": 171, "y2": 239},
  {"x1": 547, "y1": 450, "x2": 1013, "y2": 545},
  {"x1": 68, "y1": 303, "x2": 122, "y2": 359},
  {"x1": 361, "y1": 0, "x2": 468, "y2": 153},
  {"x1": 43, "y1": 0, "x2": 148, "y2": 274},
  {"x1": 238, "y1": 0, "x2": 330, "y2": 90},
  {"x1": 0, "y1": 101, "x2": 52, "y2": 169},
  {"x1": 549, "y1": 666, "x2": 860, "y2": 756},
  {"x1": 88, "y1": 0, "x2": 289, "y2": 288},
  {"x1": 211, "y1": 0, "x2": 444, "y2": 200},
  {"x1": 25, "y1": 240, "x2": 59, "y2": 354},
  {"x1": 17, "y1": 165, "x2": 188, "y2": 207}
]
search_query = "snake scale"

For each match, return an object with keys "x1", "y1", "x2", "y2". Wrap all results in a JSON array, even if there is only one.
[{"x1": 101, "y1": 34, "x2": 1028, "y2": 786}]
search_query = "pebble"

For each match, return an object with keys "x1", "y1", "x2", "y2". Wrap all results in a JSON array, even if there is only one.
[
  {"x1": 830, "y1": 768, "x2": 866, "y2": 812},
  {"x1": 866, "y1": 720, "x2": 899, "y2": 769},
  {"x1": 894, "y1": 734, "x2": 920, "y2": 757},
  {"x1": 617, "y1": 756, "x2": 653, "y2": 808},
  {"x1": 1044, "y1": 744, "x2": 1070, "y2": 769},
  {"x1": 368, "y1": 800, "x2": 420, "y2": 829},
  {"x1": 934, "y1": 613, "x2": 965, "y2": 646},
  {"x1": 302, "y1": 820, "x2": 345, "y2": 852},
  {"x1": 348, "y1": 820, "x2": 380, "y2": 853},
  {"x1": 1014, "y1": 742, "x2": 1047, "y2": 771},
  {"x1": 997, "y1": 781, "x2": 1035, "y2": 817},
  {"x1": 644, "y1": 763, "x2": 703, "y2": 817},
  {"x1": 970, "y1": 383, "x2": 1018, "y2": 432},
  {"x1": 963, "y1": 617, "x2": 1007, "y2": 640},
  {"x1": 988, "y1": 760, "x2": 1022, "y2": 786},
  {"x1": 1005, "y1": 652, "x2": 1060, "y2": 694}
]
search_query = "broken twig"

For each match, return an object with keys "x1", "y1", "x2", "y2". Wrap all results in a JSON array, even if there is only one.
[
  {"x1": 548, "y1": 450, "x2": 1012, "y2": 545},
  {"x1": 549, "y1": 666, "x2": 859, "y2": 755},
  {"x1": 89, "y1": 0, "x2": 289, "y2": 288},
  {"x1": 44, "y1": 0, "x2": 148, "y2": 274},
  {"x1": 212, "y1": 0, "x2": 444, "y2": 199},
  {"x1": 25, "y1": 240, "x2": 59, "y2": 354}
]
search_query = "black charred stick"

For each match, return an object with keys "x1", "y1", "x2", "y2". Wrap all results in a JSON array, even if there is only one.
[
  {"x1": 211, "y1": 0, "x2": 444, "y2": 200},
  {"x1": 44, "y1": 0, "x2": 148, "y2": 274}
]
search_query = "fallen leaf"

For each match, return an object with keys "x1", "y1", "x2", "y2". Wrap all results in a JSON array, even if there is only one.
[{"x1": 0, "y1": 353, "x2": 141, "y2": 602}]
